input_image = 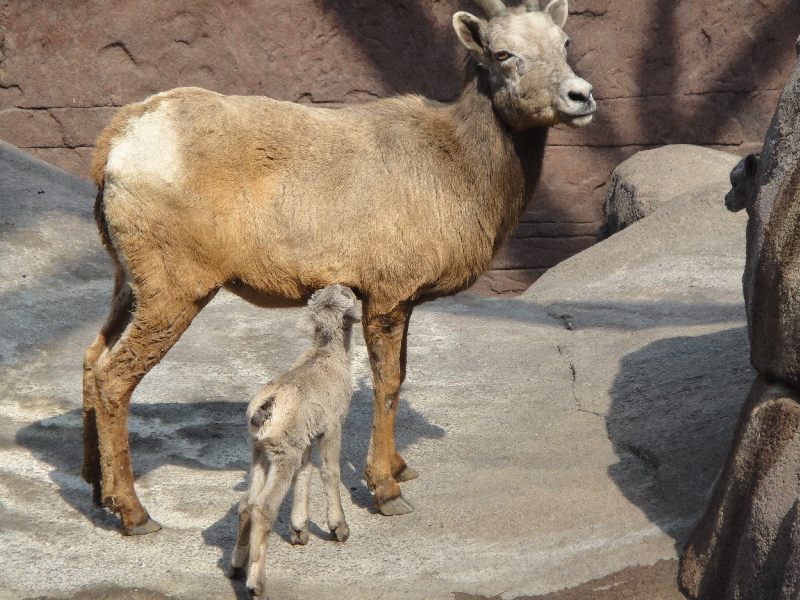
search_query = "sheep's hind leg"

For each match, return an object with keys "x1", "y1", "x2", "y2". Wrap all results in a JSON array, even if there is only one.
[
  {"x1": 82, "y1": 273, "x2": 133, "y2": 506},
  {"x1": 289, "y1": 446, "x2": 312, "y2": 545},
  {"x1": 246, "y1": 452, "x2": 302, "y2": 598},
  {"x1": 229, "y1": 447, "x2": 269, "y2": 578},
  {"x1": 362, "y1": 301, "x2": 415, "y2": 516},
  {"x1": 93, "y1": 287, "x2": 217, "y2": 535},
  {"x1": 318, "y1": 427, "x2": 349, "y2": 541}
]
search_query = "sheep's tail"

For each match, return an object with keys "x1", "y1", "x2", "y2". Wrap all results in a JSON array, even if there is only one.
[
  {"x1": 90, "y1": 102, "x2": 150, "y2": 276},
  {"x1": 89, "y1": 102, "x2": 147, "y2": 187}
]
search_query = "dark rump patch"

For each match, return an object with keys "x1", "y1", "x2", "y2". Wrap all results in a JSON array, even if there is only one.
[{"x1": 250, "y1": 396, "x2": 275, "y2": 428}]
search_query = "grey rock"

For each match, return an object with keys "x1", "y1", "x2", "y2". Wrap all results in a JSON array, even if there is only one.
[
  {"x1": 598, "y1": 144, "x2": 741, "y2": 240},
  {"x1": 747, "y1": 53, "x2": 800, "y2": 387},
  {"x1": 679, "y1": 376, "x2": 800, "y2": 600}
]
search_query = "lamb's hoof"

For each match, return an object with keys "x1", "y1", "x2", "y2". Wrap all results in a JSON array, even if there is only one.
[
  {"x1": 393, "y1": 465, "x2": 418, "y2": 482},
  {"x1": 123, "y1": 517, "x2": 162, "y2": 536},
  {"x1": 376, "y1": 495, "x2": 414, "y2": 516},
  {"x1": 330, "y1": 523, "x2": 350, "y2": 542},
  {"x1": 227, "y1": 565, "x2": 246, "y2": 580},
  {"x1": 290, "y1": 527, "x2": 309, "y2": 546},
  {"x1": 246, "y1": 583, "x2": 263, "y2": 598}
]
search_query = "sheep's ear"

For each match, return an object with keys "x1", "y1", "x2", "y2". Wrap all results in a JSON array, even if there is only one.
[
  {"x1": 453, "y1": 12, "x2": 490, "y2": 65},
  {"x1": 545, "y1": 0, "x2": 568, "y2": 28},
  {"x1": 745, "y1": 153, "x2": 758, "y2": 178}
]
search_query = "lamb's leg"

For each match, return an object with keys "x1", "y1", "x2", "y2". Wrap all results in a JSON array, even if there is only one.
[
  {"x1": 83, "y1": 272, "x2": 133, "y2": 506},
  {"x1": 289, "y1": 446, "x2": 312, "y2": 545},
  {"x1": 362, "y1": 300, "x2": 416, "y2": 516},
  {"x1": 92, "y1": 287, "x2": 217, "y2": 535},
  {"x1": 246, "y1": 453, "x2": 301, "y2": 598},
  {"x1": 229, "y1": 447, "x2": 269, "y2": 579},
  {"x1": 318, "y1": 426, "x2": 349, "y2": 541}
]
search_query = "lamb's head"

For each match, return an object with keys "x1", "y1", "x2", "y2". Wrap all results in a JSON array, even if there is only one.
[
  {"x1": 454, "y1": 0, "x2": 595, "y2": 131},
  {"x1": 306, "y1": 284, "x2": 361, "y2": 345},
  {"x1": 725, "y1": 153, "x2": 759, "y2": 213}
]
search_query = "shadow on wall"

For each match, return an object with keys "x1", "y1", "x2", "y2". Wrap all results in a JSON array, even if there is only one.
[
  {"x1": 605, "y1": 326, "x2": 755, "y2": 549},
  {"x1": 314, "y1": 0, "x2": 468, "y2": 101}
]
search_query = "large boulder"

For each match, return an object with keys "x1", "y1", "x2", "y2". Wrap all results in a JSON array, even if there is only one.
[
  {"x1": 679, "y1": 376, "x2": 800, "y2": 600},
  {"x1": 747, "y1": 51, "x2": 800, "y2": 388},
  {"x1": 598, "y1": 145, "x2": 741, "y2": 239},
  {"x1": 678, "y1": 44, "x2": 800, "y2": 600}
]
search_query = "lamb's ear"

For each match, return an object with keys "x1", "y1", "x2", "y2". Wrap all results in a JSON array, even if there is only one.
[
  {"x1": 296, "y1": 313, "x2": 315, "y2": 337},
  {"x1": 453, "y1": 12, "x2": 490, "y2": 65},
  {"x1": 344, "y1": 304, "x2": 361, "y2": 325},
  {"x1": 745, "y1": 153, "x2": 759, "y2": 178},
  {"x1": 545, "y1": 0, "x2": 568, "y2": 28}
]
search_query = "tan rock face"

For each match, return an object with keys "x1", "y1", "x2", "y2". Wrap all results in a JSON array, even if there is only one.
[
  {"x1": 1, "y1": 0, "x2": 799, "y2": 294},
  {"x1": 679, "y1": 376, "x2": 800, "y2": 600}
]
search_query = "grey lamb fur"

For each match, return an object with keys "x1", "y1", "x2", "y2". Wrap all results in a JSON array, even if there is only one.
[
  {"x1": 725, "y1": 153, "x2": 760, "y2": 212},
  {"x1": 228, "y1": 284, "x2": 360, "y2": 598}
]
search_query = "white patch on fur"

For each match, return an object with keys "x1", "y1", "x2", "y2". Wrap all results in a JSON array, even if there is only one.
[{"x1": 105, "y1": 103, "x2": 184, "y2": 187}]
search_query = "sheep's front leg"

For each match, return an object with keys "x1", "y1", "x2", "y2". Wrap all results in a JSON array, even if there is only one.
[
  {"x1": 362, "y1": 301, "x2": 416, "y2": 516},
  {"x1": 289, "y1": 446, "x2": 313, "y2": 545},
  {"x1": 318, "y1": 426, "x2": 349, "y2": 541},
  {"x1": 245, "y1": 454, "x2": 301, "y2": 598}
]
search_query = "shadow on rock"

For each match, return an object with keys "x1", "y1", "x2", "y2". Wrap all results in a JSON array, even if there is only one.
[{"x1": 605, "y1": 326, "x2": 754, "y2": 548}]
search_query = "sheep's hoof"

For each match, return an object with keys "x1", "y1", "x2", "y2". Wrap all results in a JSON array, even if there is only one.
[
  {"x1": 393, "y1": 465, "x2": 418, "y2": 482},
  {"x1": 246, "y1": 583, "x2": 263, "y2": 598},
  {"x1": 330, "y1": 523, "x2": 350, "y2": 542},
  {"x1": 290, "y1": 527, "x2": 309, "y2": 546},
  {"x1": 227, "y1": 565, "x2": 246, "y2": 580},
  {"x1": 123, "y1": 517, "x2": 162, "y2": 536},
  {"x1": 377, "y1": 495, "x2": 414, "y2": 516}
]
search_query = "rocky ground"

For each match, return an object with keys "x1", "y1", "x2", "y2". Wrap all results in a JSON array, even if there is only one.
[{"x1": 0, "y1": 140, "x2": 751, "y2": 599}]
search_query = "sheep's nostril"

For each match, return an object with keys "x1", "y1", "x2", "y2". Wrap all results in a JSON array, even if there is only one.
[{"x1": 568, "y1": 90, "x2": 588, "y2": 103}]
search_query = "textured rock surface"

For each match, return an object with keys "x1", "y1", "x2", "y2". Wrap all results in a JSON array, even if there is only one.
[
  {"x1": 1, "y1": 143, "x2": 752, "y2": 597},
  {"x1": 599, "y1": 145, "x2": 740, "y2": 239},
  {"x1": 677, "y1": 49, "x2": 800, "y2": 600},
  {"x1": 2, "y1": 0, "x2": 799, "y2": 295},
  {"x1": 679, "y1": 376, "x2": 800, "y2": 600},
  {"x1": 747, "y1": 52, "x2": 800, "y2": 386}
]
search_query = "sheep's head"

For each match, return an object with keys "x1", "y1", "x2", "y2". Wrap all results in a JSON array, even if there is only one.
[
  {"x1": 725, "y1": 153, "x2": 759, "y2": 213},
  {"x1": 304, "y1": 284, "x2": 360, "y2": 344},
  {"x1": 454, "y1": 0, "x2": 595, "y2": 131}
]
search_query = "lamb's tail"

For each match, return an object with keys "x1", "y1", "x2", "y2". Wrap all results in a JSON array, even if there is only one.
[{"x1": 250, "y1": 396, "x2": 275, "y2": 429}]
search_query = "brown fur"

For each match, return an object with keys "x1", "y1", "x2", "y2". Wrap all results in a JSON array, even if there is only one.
[{"x1": 82, "y1": 1, "x2": 594, "y2": 531}]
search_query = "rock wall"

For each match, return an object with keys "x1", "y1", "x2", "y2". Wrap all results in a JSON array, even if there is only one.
[{"x1": 1, "y1": 0, "x2": 798, "y2": 294}]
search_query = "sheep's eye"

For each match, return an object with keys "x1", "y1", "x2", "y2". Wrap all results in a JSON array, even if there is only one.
[
  {"x1": 564, "y1": 39, "x2": 570, "y2": 48},
  {"x1": 494, "y1": 51, "x2": 511, "y2": 61}
]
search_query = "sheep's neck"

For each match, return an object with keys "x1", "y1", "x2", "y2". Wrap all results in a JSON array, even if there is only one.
[
  {"x1": 446, "y1": 61, "x2": 548, "y2": 256},
  {"x1": 313, "y1": 327, "x2": 353, "y2": 356}
]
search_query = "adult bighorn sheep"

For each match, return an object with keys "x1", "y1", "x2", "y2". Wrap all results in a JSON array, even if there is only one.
[{"x1": 83, "y1": 0, "x2": 595, "y2": 534}]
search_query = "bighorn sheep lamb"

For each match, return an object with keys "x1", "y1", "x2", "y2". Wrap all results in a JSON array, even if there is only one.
[
  {"x1": 82, "y1": 0, "x2": 595, "y2": 534},
  {"x1": 725, "y1": 154, "x2": 759, "y2": 212},
  {"x1": 228, "y1": 284, "x2": 359, "y2": 598}
]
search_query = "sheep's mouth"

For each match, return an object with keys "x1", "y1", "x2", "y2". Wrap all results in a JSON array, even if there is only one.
[{"x1": 562, "y1": 113, "x2": 594, "y2": 128}]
